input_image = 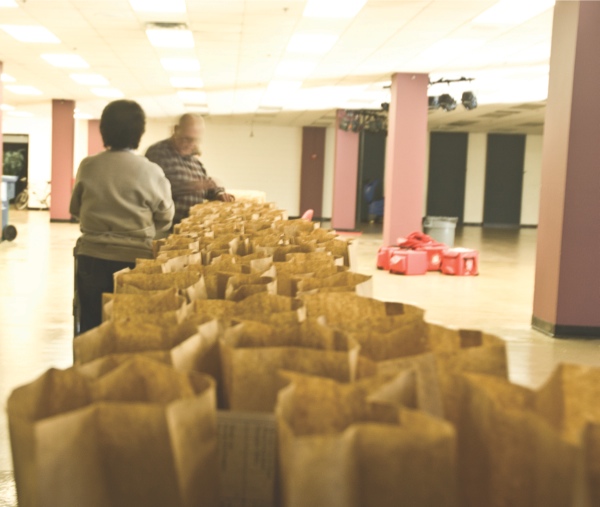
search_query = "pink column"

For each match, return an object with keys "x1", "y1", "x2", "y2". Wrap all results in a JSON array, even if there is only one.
[
  {"x1": 87, "y1": 119, "x2": 103, "y2": 156},
  {"x1": 50, "y1": 99, "x2": 75, "y2": 222},
  {"x1": 0, "y1": 61, "x2": 4, "y2": 181},
  {"x1": 532, "y1": 1, "x2": 600, "y2": 337},
  {"x1": 331, "y1": 110, "x2": 359, "y2": 230},
  {"x1": 382, "y1": 73, "x2": 429, "y2": 246}
]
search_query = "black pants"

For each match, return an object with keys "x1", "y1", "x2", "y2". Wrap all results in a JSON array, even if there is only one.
[{"x1": 75, "y1": 255, "x2": 135, "y2": 335}]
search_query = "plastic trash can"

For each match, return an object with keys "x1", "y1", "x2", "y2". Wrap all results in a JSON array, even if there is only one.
[
  {"x1": 1, "y1": 179, "x2": 18, "y2": 241},
  {"x1": 2, "y1": 174, "x2": 18, "y2": 200},
  {"x1": 423, "y1": 216, "x2": 457, "y2": 247}
]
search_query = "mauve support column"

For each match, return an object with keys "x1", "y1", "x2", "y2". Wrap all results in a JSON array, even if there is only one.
[
  {"x1": 0, "y1": 61, "x2": 3, "y2": 181},
  {"x1": 50, "y1": 99, "x2": 75, "y2": 222},
  {"x1": 299, "y1": 127, "x2": 325, "y2": 219},
  {"x1": 331, "y1": 110, "x2": 359, "y2": 231},
  {"x1": 532, "y1": 1, "x2": 600, "y2": 338},
  {"x1": 87, "y1": 119, "x2": 103, "y2": 156},
  {"x1": 382, "y1": 73, "x2": 429, "y2": 246}
]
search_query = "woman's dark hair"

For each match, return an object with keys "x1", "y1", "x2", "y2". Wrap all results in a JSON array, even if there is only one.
[{"x1": 99, "y1": 100, "x2": 146, "y2": 150}]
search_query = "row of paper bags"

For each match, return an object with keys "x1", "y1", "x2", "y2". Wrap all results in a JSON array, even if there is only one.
[{"x1": 7, "y1": 200, "x2": 600, "y2": 507}]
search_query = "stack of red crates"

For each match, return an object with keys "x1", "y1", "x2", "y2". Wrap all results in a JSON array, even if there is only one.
[{"x1": 376, "y1": 232, "x2": 478, "y2": 276}]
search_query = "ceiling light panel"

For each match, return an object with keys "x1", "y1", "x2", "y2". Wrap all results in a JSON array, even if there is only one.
[
  {"x1": 161, "y1": 58, "x2": 201, "y2": 72},
  {"x1": 129, "y1": 0, "x2": 186, "y2": 14},
  {"x1": 275, "y1": 60, "x2": 317, "y2": 79},
  {"x1": 7, "y1": 111, "x2": 34, "y2": 117},
  {"x1": 41, "y1": 54, "x2": 90, "y2": 68},
  {"x1": 287, "y1": 34, "x2": 339, "y2": 55},
  {"x1": 303, "y1": 0, "x2": 367, "y2": 19},
  {"x1": 0, "y1": 104, "x2": 15, "y2": 111},
  {"x1": 70, "y1": 74, "x2": 109, "y2": 86},
  {"x1": 90, "y1": 87, "x2": 124, "y2": 98},
  {"x1": 472, "y1": 0, "x2": 555, "y2": 26},
  {"x1": 5, "y1": 85, "x2": 43, "y2": 95},
  {"x1": 177, "y1": 90, "x2": 207, "y2": 104},
  {"x1": 1, "y1": 73, "x2": 16, "y2": 82},
  {"x1": 146, "y1": 27, "x2": 194, "y2": 49},
  {"x1": 169, "y1": 76, "x2": 204, "y2": 88},
  {"x1": 0, "y1": 25, "x2": 60, "y2": 43},
  {"x1": 0, "y1": 0, "x2": 18, "y2": 7}
]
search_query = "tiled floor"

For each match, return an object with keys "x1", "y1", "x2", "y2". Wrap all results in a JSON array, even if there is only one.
[{"x1": 1, "y1": 209, "x2": 600, "y2": 506}]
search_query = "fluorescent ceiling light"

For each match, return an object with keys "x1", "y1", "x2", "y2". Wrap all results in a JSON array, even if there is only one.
[
  {"x1": 303, "y1": 0, "x2": 367, "y2": 19},
  {"x1": 266, "y1": 80, "x2": 303, "y2": 94},
  {"x1": 170, "y1": 76, "x2": 204, "y2": 88},
  {"x1": 275, "y1": 60, "x2": 317, "y2": 79},
  {"x1": 287, "y1": 34, "x2": 338, "y2": 55},
  {"x1": 90, "y1": 87, "x2": 124, "y2": 98},
  {"x1": 1, "y1": 73, "x2": 16, "y2": 82},
  {"x1": 129, "y1": 0, "x2": 186, "y2": 13},
  {"x1": 0, "y1": 0, "x2": 18, "y2": 7},
  {"x1": 146, "y1": 27, "x2": 194, "y2": 49},
  {"x1": 41, "y1": 54, "x2": 89, "y2": 69},
  {"x1": 5, "y1": 84, "x2": 43, "y2": 95},
  {"x1": 177, "y1": 90, "x2": 207, "y2": 104},
  {"x1": 262, "y1": 80, "x2": 303, "y2": 105},
  {"x1": 0, "y1": 25, "x2": 60, "y2": 43},
  {"x1": 418, "y1": 39, "x2": 485, "y2": 61},
  {"x1": 0, "y1": 104, "x2": 15, "y2": 111},
  {"x1": 161, "y1": 57, "x2": 200, "y2": 72},
  {"x1": 472, "y1": 0, "x2": 555, "y2": 26},
  {"x1": 70, "y1": 73, "x2": 109, "y2": 86},
  {"x1": 7, "y1": 111, "x2": 34, "y2": 117}
]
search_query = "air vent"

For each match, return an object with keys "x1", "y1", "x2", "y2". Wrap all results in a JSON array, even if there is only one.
[
  {"x1": 519, "y1": 122, "x2": 544, "y2": 127},
  {"x1": 146, "y1": 22, "x2": 188, "y2": 30},
  {"x1": 448, "y1": 120, "x2": 478, "y2": 126},
  {"x1": 511, "y1": 103, "x2": 545, "y2": 110},
  {"x1": 478, "y1": 111, "x2": 519, "y2": 118}
]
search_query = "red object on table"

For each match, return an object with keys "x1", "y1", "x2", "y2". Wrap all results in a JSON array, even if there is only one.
[
  {"x1": 441, "y1": 248, "x2": 479, "y2": 276},
  {"x1": 389, "y1": 250, "x2": 428, "y2": 275}
]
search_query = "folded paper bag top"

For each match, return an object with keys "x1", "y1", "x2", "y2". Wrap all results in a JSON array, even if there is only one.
[{"x1": 7, "y1": 357, "x2": 218, "y2": 507}]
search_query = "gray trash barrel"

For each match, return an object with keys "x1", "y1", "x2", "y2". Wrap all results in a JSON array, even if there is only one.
[{"x1": 423, "y1": 216, "x2": 458, "y2": 247}]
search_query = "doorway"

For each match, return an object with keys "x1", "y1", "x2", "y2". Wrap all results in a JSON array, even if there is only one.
[{"x1": 483, "y1": 133, "x2": 525, "y2": 227}]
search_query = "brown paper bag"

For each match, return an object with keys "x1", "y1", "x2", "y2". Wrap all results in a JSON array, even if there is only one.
[
  {"x1": 276, "y1": 373, "x2": 458, "y2": 507},
  {"x1": 295, "y1": 271, "x2": 373, "y2": 297},
  {"x1": 457, "y1": 370, "x2": 582, "y2": 507},
  {"x1": 369, "y1": 325, "x2": 508, "y2": 423},
  {"x1": 114, "y1": 269, "x2": 207, "y2": 300},
  {"x1": 7, "y1": 356, "x2": 219, "y2": 507},
  {"x1": 220, "y1": 319, "x2": 359, "y2": 412}
]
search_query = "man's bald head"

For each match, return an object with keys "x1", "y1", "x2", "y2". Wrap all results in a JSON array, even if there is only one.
[{"x1": 172, "y1": 113, "x2": 205, "y2": 156}]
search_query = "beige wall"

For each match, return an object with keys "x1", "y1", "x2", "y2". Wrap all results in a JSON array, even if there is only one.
[{"x1": 3, "y1": 110, "x2": 544, "y2": 223}]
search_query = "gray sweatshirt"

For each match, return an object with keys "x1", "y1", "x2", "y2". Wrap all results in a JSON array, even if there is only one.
[{"x1": 70, "y1": 150, "x2": 174, "y2": 262}]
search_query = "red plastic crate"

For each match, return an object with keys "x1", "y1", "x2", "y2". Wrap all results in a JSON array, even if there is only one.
[
  {"x1": 376, "y1": 246, "x2": 402, "y2": 270},
  {"x1": 416, "y1": 244, "x2": 448, "y2": 271},
  {"x1": 389, "y1": 250, "x2": 428, "y2": 275},
  {"x1": 441, "y1": 248, "x2": 479, "y2": 276}
]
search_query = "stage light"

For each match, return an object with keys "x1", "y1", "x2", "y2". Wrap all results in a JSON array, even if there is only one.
[
  {"x1": 428, "y1": 96, "x2": 440, "y2": 110},
  {"x1": 438, "y1": 94, "x2": 457, "y2": 111},
  {"x1": 461, "y1": 91, "x2": 478, "y2": 110}
]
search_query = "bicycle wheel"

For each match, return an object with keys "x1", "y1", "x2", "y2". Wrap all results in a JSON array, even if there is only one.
[{"x1": 14, "y1": 190, "x2": 28, "y2": 210}]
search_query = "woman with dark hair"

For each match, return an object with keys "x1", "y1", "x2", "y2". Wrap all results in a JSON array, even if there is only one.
[{"x1": 70, "y1": 100, "x2": 174, "y2": 333}]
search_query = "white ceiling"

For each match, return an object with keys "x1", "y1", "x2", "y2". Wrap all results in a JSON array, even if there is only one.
[{"x1": 0, "y1": 0, "x2": 556, "y2": 133}]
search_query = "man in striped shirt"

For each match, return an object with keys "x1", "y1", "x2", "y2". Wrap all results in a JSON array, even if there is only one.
[{"x1": 145, "y1": 114, "x2": 234, "y2": 225}]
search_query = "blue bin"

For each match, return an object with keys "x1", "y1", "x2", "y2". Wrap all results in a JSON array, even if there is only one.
[
  {"x1": 1, "y1": 179, "x2": 18, "y2": 241},
  {"x1": 2, "y1": 175, "x2": 19, "y2": 200}
]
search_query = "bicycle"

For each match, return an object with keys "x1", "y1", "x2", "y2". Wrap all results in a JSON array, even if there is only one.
[{"x1": 14, "y1": 178, "x2": 51, "y2": 210}]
